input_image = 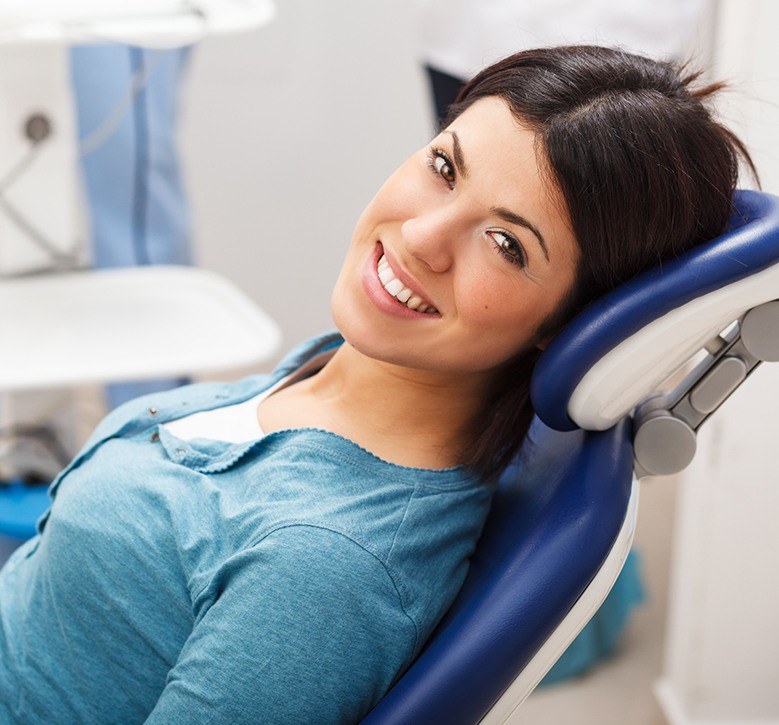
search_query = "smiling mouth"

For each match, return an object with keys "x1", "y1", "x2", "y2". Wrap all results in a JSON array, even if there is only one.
[{"x1": 377, "y1": 253, "x2": 438, "y2": 314}]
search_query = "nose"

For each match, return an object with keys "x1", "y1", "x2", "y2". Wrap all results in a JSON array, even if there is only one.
[{"x1": 401, "y1": 208, "x2": 460, "y2": 273}]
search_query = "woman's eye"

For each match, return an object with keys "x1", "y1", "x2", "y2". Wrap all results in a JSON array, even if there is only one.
[
  {"x1": 487, "y1": 230, "x2": 527, "y2": 268},
  {"x1": 428, "y1": 149, "x2": 456, "y2": 187}
]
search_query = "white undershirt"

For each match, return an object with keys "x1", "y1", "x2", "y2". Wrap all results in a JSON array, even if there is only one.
[
  {"x1": 162, "y1": 348, "x2": 335, "y2": 444},
  {"x1": 162, "y1": 377, "x2": 285, "y2": 443}
]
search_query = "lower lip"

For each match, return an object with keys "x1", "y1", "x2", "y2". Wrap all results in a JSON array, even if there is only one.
[{"x1": 361, "y1": 244, "x2": 437, "y2": 320}]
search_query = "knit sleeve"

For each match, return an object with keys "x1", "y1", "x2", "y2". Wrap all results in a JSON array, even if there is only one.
[{"x1": 144, "y1": 525, "x2": 416, "y2": 724}]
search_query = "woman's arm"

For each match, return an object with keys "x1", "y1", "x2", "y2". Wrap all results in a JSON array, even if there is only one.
[{"x1": 145, "y1": 525, "x2": 416, "y2": 724}]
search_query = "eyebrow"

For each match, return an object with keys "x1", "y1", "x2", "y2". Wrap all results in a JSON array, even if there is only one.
[
  {"x1": 491, "y1": 207, "x2": 550, "y2": 262},
  {"x1": 443, "y1": 130, "x2": 469, "y2": 179}
]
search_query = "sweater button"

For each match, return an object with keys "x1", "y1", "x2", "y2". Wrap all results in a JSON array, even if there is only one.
[
  {"x1": 150, "y1": 432, "x2": 160, "y2": 442},
  {"x1": 149, "y1": 407, "x2": 159, "y2": 416}
]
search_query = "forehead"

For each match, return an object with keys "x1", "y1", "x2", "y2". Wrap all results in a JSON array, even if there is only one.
[
  {"x1": 446, "y1": 97, "x2": 549, "y2": 201},
  {"x1": 446, "y1": 96, "x2": 578, "y2": 267}
]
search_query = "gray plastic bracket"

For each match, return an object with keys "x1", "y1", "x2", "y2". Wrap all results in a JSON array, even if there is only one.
[{"x1": 631, "y1": 303, "x2": 775, "y2": 478}]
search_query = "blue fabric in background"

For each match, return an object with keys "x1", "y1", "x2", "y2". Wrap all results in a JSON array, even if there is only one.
[
  {"x1": 69, "y1": 45, "x2": 194, "y2": 408},
  {"x1": 542, "y1": 551, "x2": 645, "y2": 683}
]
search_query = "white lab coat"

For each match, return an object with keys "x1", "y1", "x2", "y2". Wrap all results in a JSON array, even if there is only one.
[{"x1": 413, "y1": 0, "x2": 711, "y2": 79}]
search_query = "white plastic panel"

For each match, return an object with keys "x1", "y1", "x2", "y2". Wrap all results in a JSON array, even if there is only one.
[
  {"x1": 0, "y1": 266, "x2": 281, "y2": 391},
  {"x1": 568, "y1": 262, "x2": 779, "y2": 430},
  {"x1": 0, "y1": 43, "x2": 79, "y2": 275}
]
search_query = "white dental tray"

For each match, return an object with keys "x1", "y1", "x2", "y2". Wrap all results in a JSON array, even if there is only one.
[{"x1": 0, "y1": 265, "x2": 281, "y2": 391}]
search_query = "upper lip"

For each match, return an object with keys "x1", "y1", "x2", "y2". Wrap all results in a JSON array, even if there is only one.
[{"x1": 380, "y1": 243, "x2": 437, "y2": 309}]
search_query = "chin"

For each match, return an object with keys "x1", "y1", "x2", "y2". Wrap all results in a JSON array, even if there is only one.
[{"x1": 332, "y1": 303, "x2": 388, "y2": 359}]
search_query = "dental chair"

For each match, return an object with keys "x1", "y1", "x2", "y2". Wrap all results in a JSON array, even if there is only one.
[{"x1": 362, "y1": 189, "x2": 779, "y2": 724}]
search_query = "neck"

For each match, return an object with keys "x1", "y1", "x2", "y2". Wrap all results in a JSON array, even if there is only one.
[{"x1": 297, "y1": 341, "x2": 491, "y2": 468}]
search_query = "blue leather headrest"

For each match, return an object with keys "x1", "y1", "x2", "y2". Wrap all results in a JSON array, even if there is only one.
[{"x1": 531, "y1": 190, "x2": 779, "y2": 431}]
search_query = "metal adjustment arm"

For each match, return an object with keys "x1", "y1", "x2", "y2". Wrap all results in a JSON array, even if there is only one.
[{"x1": 632, "y1": 300, "x2": 779, "y2": 477}]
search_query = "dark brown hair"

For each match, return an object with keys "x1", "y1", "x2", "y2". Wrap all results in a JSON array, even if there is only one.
[{"x1": 452, "y1": 45, "x2": 755, "y2": 480}]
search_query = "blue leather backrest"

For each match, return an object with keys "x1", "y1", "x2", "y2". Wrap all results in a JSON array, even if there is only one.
[{"x1": 362, "y1": 419, "x2": 633, "y2": 724}]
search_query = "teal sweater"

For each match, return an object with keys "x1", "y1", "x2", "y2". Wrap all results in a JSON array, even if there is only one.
[{"x1": 0, "y1": 334, "x2": 492, "y2": 724}]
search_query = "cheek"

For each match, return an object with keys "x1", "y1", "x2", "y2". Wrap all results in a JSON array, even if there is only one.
[
  {"x1": 455, "y1": 270, "x2": 558, "y2": 352},
  {"x1": 457, "y1": 267, "x2": 525, "y2": 326}
]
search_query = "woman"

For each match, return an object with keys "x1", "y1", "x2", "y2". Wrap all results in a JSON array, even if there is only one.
[{"x1": 0, "y1": 46, "x2": 753, "y2": 723}]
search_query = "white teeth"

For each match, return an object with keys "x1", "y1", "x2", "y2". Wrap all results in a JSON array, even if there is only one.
[
  {"x1": 377, "y1": 252, "x2": 438, "y2": 314},
  {"x1": 385, "y1": 278, "x2": 403, "y2": 295},
  {"x1": 396, "y1": 287, "x2": 413, "y2": 303}
]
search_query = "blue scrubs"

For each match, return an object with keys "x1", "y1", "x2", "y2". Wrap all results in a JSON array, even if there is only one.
[{"x1": 70, "y1": 45, "x2": 193, "y2": 407}]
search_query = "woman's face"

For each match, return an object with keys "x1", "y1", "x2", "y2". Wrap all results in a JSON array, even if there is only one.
[{"x1": 331, "y1": 96, "x2": 579, "y2": 379}]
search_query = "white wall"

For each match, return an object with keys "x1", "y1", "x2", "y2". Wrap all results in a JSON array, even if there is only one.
[
  {"x1": 179, "y1": 0, "x2": 431, "y2": 367},
  {"x1": 712, "y1": 0, "x2": 779, "y2": 190},
  {"x1": 657, "y1": 2, "x2": 779, "y2": 721}
]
